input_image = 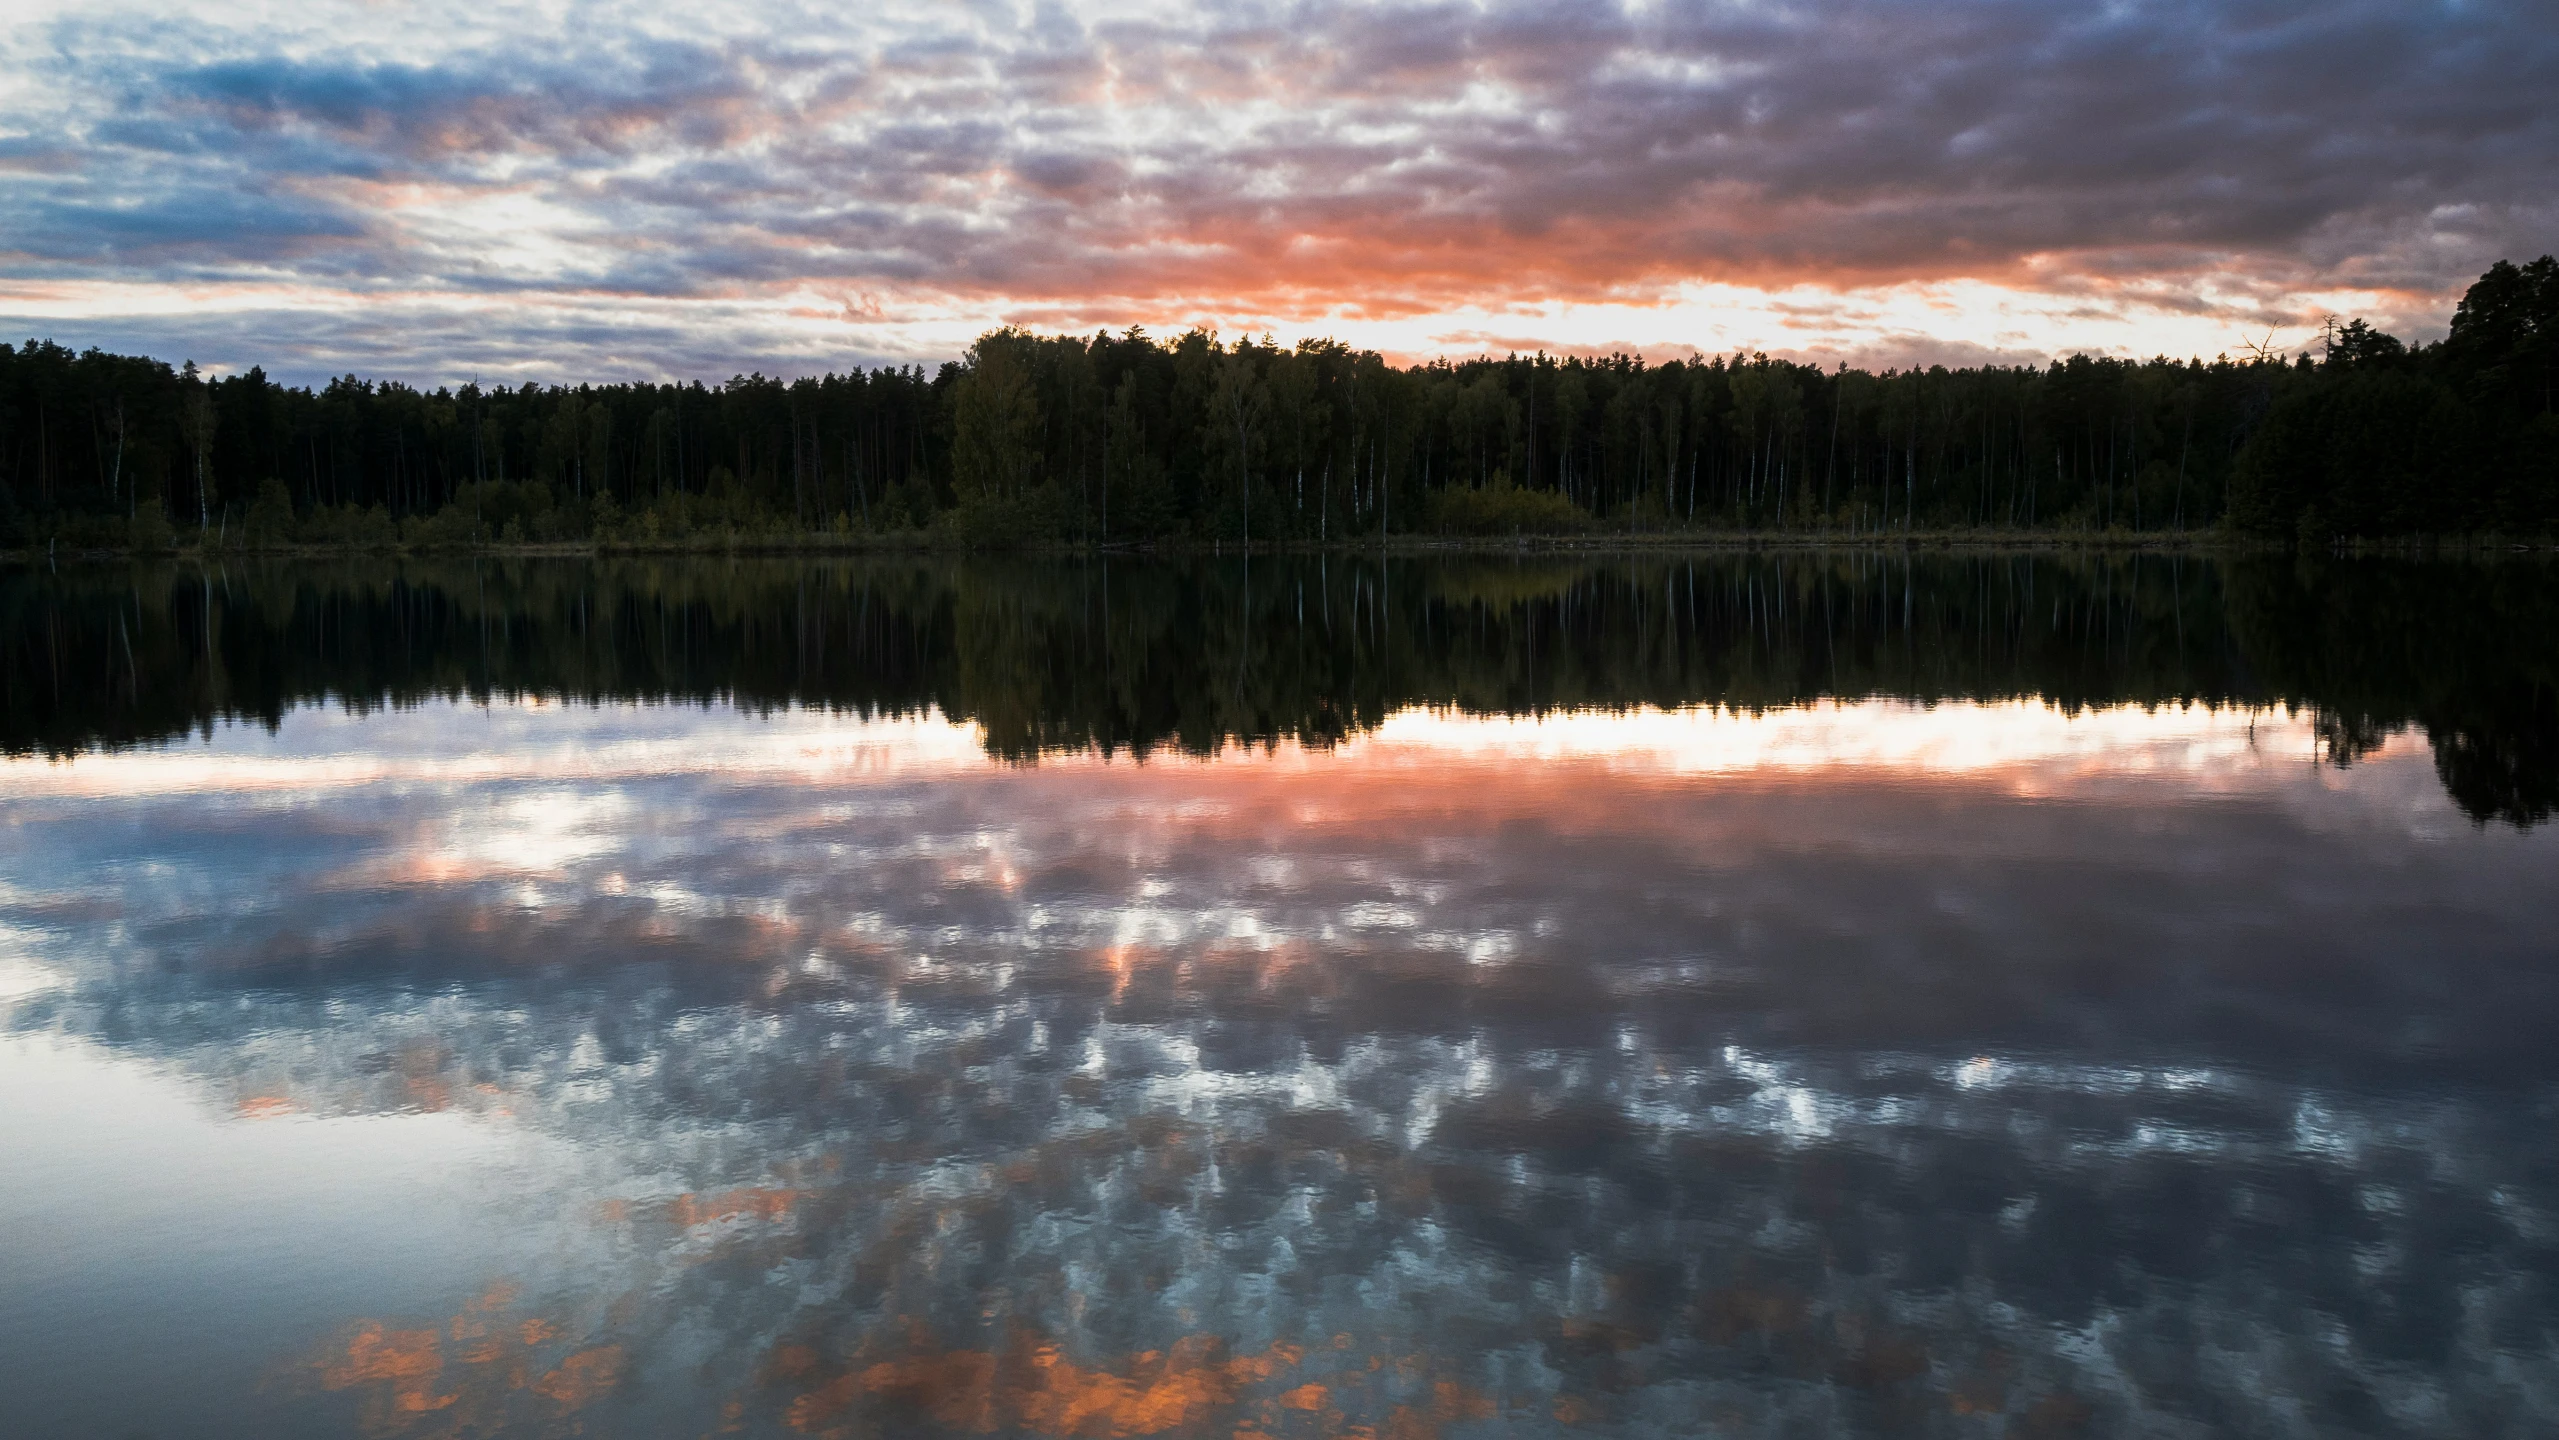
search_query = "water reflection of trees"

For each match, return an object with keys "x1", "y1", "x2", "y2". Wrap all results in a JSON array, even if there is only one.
[
  {"x1": 5, "y1": 552, "x2": 2554, "y2": 824},
  {"x1": 2221, "y1": 558, "x2": 2559, "y2": 826}
]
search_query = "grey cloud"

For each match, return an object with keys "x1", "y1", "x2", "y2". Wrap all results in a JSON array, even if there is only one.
[
  {"x1": 0, "y1": 300, "x2": 934, "y2": 390},
  {"x1": 157, "y1": 42, "x2": 778, "y2": 165},
  {"x1": 0, "y1": 183, "x2": 364, "y2": 262},
  {"x1": 0, "y1": 138, "x2": 79, "y2": 174}
]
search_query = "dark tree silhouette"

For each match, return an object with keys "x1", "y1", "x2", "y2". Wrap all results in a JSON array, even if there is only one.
[{"x1": 8, "y1": 261, "x2": 2548, "y2": 552}]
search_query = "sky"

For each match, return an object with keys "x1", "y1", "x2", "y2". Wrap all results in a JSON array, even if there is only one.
[{"x1": 1, "y1": 0, "x2": 2553, "y2": 385}]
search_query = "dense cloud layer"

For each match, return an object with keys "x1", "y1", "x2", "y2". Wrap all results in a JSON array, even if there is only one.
[{"x1": 2, "y1": 0, "x2": 2554, "y2": 380}]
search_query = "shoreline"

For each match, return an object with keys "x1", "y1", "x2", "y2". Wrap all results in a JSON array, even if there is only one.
[{"x1": 7, "y1": 528, "x2": 2550, "y2": 567}]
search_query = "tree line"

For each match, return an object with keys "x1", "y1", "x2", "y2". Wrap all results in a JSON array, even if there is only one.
[
  {"x1": 5, "y1": 552, "x2": 2550, "y2": 825},
  {"x1": 3, "y1": 260, "x2": 2550, "y2": 551}
]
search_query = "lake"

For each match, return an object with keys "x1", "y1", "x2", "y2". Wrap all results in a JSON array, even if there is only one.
[{"x1": 2, "y1": 552, "x2": 2555, "y2": 1439}]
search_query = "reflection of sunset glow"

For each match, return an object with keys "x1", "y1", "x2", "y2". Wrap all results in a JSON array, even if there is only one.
[
  {"x1": 1356, "y1": 700, "x2": 2338, "y2": 783},
  {"x1": 315, "y1": 1284, "x2": 628, "y2": 1437},
  {"x1": 0, "y1": 708, "x2": 997, "y2": 799},
  {"x1": 323, "y1": 1324, "x2": 453, "y2": 1417},
  {"x1": 1102, "y1": 943, "x2": 1139, "y2": 1003},
  {"x1": 769, "y1": 1332, "x2": 1501, "y2": 1440},
  {"x1": 667, "y1": 1187, "x2": 802, "y2": 1229},
  {"x1": 0, "y1": 698, "x2": 2365, "y2": 802}
]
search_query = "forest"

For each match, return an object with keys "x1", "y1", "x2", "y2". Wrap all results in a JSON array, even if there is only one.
[{"x1": 2, "y1": 258, "x2": 2551, "y2": 553}]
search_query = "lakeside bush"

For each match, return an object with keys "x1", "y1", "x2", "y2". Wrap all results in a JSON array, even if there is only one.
[{"x1": 1426, "y1": 475, "x2": 1591, "y2": 536}]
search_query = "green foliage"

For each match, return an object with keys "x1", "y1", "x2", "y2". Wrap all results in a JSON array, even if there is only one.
[
  {"x1": 126, "y1": 503, "x2": 176, "y2": 554},
  {"x1": 244, "y1": 477, "x2": 295, "y2": 546},
  {"x1": 951, "y1": 481, "x2": 1077, "y2": 547},
  {"x1": 1425, "y1": 474, "x2": 1591, "y2": 535},
  {"x1": 950, "y1": 330, "x2": 1045, "y2": 507},
  {"x1": 399, "y1": 503, "x2": 483, "y2": 550},
  {"x1": 301, "y1": 503, "x2": 400, "y2": 549}
]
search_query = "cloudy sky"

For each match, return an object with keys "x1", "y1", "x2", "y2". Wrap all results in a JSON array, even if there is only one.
[{"x1": 2, "y1": 0, "x2": 2553, "y2": 384}]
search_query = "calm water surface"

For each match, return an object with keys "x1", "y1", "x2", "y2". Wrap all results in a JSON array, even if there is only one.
[{"x1": 2, "y1": 554, "x2": 2555, "y2": 1439}]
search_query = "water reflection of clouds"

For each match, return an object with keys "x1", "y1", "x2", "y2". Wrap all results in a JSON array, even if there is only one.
[
  {"x1": 1363, "y1": 700, "x2": 2340, "y2": 783},
  {"x1": 0, "y1": 697, "x2": 2367, "y2": 794},
  {"x1": 4, "y1": 698, "x2": 2555, "y2": 1436},
  {"x1": 0, "y1": 706, "x2": 1003, "y2": 799}
]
